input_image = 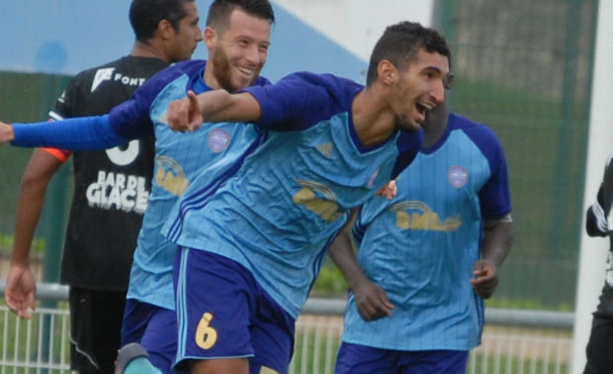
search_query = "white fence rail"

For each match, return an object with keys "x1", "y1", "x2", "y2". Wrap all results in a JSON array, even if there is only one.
[{"x1": 0, "y1": 282, "x2": 574, "y2": 374}]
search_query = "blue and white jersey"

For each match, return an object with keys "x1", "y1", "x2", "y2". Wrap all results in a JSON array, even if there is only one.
[
  {"x1": 343, "y1": 112, "x2": 511, "y2": 351},
  {"x1": 112, "y1": 60, "x2": 268, "y2": 309},
  {"x1": 163, "y1": 72, "x2": 422, "y2": 318}
]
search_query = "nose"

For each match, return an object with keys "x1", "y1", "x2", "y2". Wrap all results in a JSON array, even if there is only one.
[
  {"x1": 245, "y1": 45, "x2": 263, "y2": 66},
  {"x1": 431, "y1": 80, "x2": 446, "y2": 104},
  {"x1": 196, "y1": 27, "x2": 204, "y2": 42}
]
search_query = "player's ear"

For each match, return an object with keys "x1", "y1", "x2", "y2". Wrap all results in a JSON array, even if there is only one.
[
  {"x1": 204, "y1": 26, "x2": 217, "y2": 49},
  {"x1": 158, "y1": 19, "x2": 175, "y2": 40},
  {"x1": 378, "y1": 59, "x2": 399, "y2": 86}
]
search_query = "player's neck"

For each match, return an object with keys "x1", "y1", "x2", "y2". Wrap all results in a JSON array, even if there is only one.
[
  {"x1": 131, "y1": 41, "x2": 171, "y2": 64},
  {"x1": 422, "y1": 115, "x2": 448, "y2": 148},
  {"x1": 351, "y1": 89, "x2": 397, "y2": 148}
]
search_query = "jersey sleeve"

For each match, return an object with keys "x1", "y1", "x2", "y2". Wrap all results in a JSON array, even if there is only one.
[
  {"x1": 244, "y1": 72, "x2": 355, "y2": 132},
  {"x1": 586, "y1": 157, "x2": 612, "y2": 237},
  {"x1": 472, "y1": 126, "x2": 512, "y2": 219},
  {"x1": 11, "y1": 115, "x2": 132, "y2": 150},
  {"x1": 40, "y1": 75, "x2": 84, "y2": 161},
  {"x1": 106, "y1": 66, "x2": 178, "y2": 140}
]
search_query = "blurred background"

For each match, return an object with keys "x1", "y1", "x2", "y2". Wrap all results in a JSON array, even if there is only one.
[{"x1": 0, "y1": 1, "x2": 607, "y2": 373}]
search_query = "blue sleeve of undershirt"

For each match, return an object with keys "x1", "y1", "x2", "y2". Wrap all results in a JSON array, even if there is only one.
[{"x1": 11, "y1": 115, "x2": 132, "y2": 150}]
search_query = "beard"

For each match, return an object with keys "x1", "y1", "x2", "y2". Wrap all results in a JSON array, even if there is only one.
[
  {"x1": 394, "y1": 116, "x2": 421, "y2": 133},
  {"x1": 210, "y1": 45, "x2": 257, "y2": 93}
]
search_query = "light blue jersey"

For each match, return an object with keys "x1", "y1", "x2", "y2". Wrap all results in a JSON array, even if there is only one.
[
  {"x1": 343, "y1": 113, "x2": 511, "y2": 351},
  {"x1": 164, "y1": 72, "x2": 423, "y2": 318},
  {"x1": 114, "y1": 61, "x2": 268, "y2": 310}
]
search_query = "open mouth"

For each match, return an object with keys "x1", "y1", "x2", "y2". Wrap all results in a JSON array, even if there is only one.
[
  {"x1": 416, "y1": 101, "x2": 434, "y2": 119},
  {"x1": 238, "y1": 66, "x2": 256, "y2": 78}
]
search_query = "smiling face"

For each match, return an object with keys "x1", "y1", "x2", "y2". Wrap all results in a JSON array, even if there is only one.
[
  {"x1": 204, "y1": 8, "x2": 271, "y2": 92},
  {"x1": 388, "y1": 48, "x2": 450, "y2": 133}
]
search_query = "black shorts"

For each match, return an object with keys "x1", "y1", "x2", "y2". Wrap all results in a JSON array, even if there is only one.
[
  {"x1": 584, "y1": 314, "x2": 613, "y2": 374},
  {"x1": 68, "y1": 287, "x2": 127, "y2": 374}
]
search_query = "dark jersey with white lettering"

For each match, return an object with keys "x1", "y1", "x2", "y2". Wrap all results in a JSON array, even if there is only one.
[
  {"x1": 50, "y1": 56, "x2": 167, "y2": 290},
  {"x1": 586, "y1": 155, "x2": 613, "y2": 316}
]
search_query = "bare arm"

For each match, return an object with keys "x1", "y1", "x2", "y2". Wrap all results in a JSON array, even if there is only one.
[
  {"x1": 167, "y1": 90, "x2": 262, "y2": 132},
  {"x1": 328, "y1": 209, "x2": 394, "y2": 321},
  {"x1": 0, "y1": 121, "x2": 15, "y2": 143},
  {"x1": 471, "y1": 214, "x2": 514, "y2": 299},
  {"x1": 4, "y1": 150, "x2": 62, "y2": 318}
]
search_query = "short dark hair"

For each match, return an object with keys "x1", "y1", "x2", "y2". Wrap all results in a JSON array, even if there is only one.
[
  {"x1": 206, "y1": 0, "x2": 275, "y2": 30},
  {"x1": 129, "y1": 0, "x2": 196, "y2": 42},
  {"x1": 366, "y1": 21, "x2": 451, "y2": 86}
]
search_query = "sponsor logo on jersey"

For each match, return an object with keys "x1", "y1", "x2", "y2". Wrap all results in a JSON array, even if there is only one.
[
  {"x1": 86, "y1": 171, "x2": 149, "y2": 214},
  {"x1": 106, "y1": 140, "x2": 140, "y2": 166},
  {"x1": 448, "y1": 166, "x2": 468, "y2": 188},
  {"x1": 293, "y1": 179, "x2": 344, "y2": 222},
  {"x1": 316, "y1": 143, "x2": 334, "y2": 159},
  {"x1": 91, "y1": 67, "x2": 148, "y2": 92},
  {"x1": 391, "y1": 200, "x2": 462, "y2": 231},
  {"x1": 155, "y1": 156, "x2": 188, "y2": 196},
  {"x1": 208, "y1": 129, "x2": 231, "y2": 153}
]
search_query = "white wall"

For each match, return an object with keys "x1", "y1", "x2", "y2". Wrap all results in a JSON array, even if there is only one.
[
  {"x1": 572, "y1": 0, "x2": 613, "y2": 372},
  {"x1": 272, "y1": 0, "x2": 433, "y2": 61}
]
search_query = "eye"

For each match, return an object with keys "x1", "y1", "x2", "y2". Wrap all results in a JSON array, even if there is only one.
[{"x1": 444, "y1": 74, "x2": 455, "y2": 90}]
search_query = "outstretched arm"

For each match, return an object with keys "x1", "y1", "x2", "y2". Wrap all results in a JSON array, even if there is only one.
[
  {"x1": 0, "y1": 121, "x2": 15, "y2": 143},
  {"x1": 4, "y1": 150, "x2": 63, "y2": 318},
  {"x1": 1, "y1": 113, "x2": 151, "y2": 150},
  {"x1": 328, "y1": 210, "x2": 394, "y2": 321},
  {"x1": 471, "y1": 215, "x2": 514, "y2": 299},
  {"x1": 167, "y1": 90, "x2": 262, "y2": 132}
]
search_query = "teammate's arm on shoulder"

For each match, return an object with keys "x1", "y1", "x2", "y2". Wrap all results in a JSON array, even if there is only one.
[
  {"x1": 168, "y1": 90, "x2": 261, "y2": 132},
  {"x1": 202, "y1": 90, "x2": 261, "y2": 123}
]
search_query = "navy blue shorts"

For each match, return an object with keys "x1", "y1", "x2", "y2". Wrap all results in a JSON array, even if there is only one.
[
  {"x1": 335, "y1": 342, "x2": 469, "y2": 374},
  {"x1": 121, "y1": 299, "x2": 179, "y2": 374},
  {"x1": 174, "y1": 247, "x2": 295, "y2": 373}
]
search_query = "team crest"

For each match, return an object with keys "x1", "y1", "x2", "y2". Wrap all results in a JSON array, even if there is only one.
[
  {"x1": 366, "y1": 167, "x2": 381, "y2": 189},
  {"x1": 208, "y1": 129, "x2": 231, "y2": 153},
  {"x1": 448, "y1": 166, "x2": 468, "y2": 188}
]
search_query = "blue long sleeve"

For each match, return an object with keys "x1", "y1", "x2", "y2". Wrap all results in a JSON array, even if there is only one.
[{"x1": 11, "y1": 115, "x2": 131, "y2": 150}]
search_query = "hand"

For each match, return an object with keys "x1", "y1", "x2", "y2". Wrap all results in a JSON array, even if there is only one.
[
  {"x1": 353, "y1": 278, "x2": 394, "y2": 321},
  {"x1": 167, "y1": 90, "x2": 203, "y2": 132},
  {"x1": 4, "y1": 262, "x2": 37, "y2": 319},
  {"x1": 471, "y1": 259, "x2": 499, "y2": 299},
  {"x1": 0, "y1": 121, "x2": 15, "y2": 144},
  {"x1": 375, "y1": 180, "x2": 397, "y2": 200}
]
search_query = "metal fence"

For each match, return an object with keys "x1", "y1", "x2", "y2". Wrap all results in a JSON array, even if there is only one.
[{"x1": 0, "y1": 283, "x2": 574, "y2": 374}]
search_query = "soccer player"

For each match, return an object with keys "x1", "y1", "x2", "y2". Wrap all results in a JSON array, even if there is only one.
[
  {"x1": 583, "y1": 156, "x2": 613, "y2": 374},
  {"x1": 160, "y1": 21, "x2": 451, "y2": 374},
  {"x1": 0, "y1": 1, "x2": 275, "y2": 373},
  {"x1": 3, "y1": 1, "x2": 201, "y2": 373},
  {"x1": 329, "y1": 95, "x2": 514, "y2": 374}
]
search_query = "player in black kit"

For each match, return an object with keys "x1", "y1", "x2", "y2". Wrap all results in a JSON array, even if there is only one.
[{"x1": 584, "y1": 155, "x2": 613, "y2": 374}]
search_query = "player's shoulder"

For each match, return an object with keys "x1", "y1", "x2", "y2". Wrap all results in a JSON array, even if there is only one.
[
  {"x1": 449, "y1": 112, "x2": 501, "y2": 144},
  {"x1": 448, "y1": 112, "x2": 507, "y2": 164},
  {"x1": 274, "y1": 72, "x2": 363, "y2": 108},
  {"x1": 283, "y1": 71, "x2": 362, "y2": 91},
  {"x1": 145, "y1": 59, "x2": 205, "y2": 86},
  {"x1": 72, "y1": 56, "x2": 130, "y2": 79}
]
